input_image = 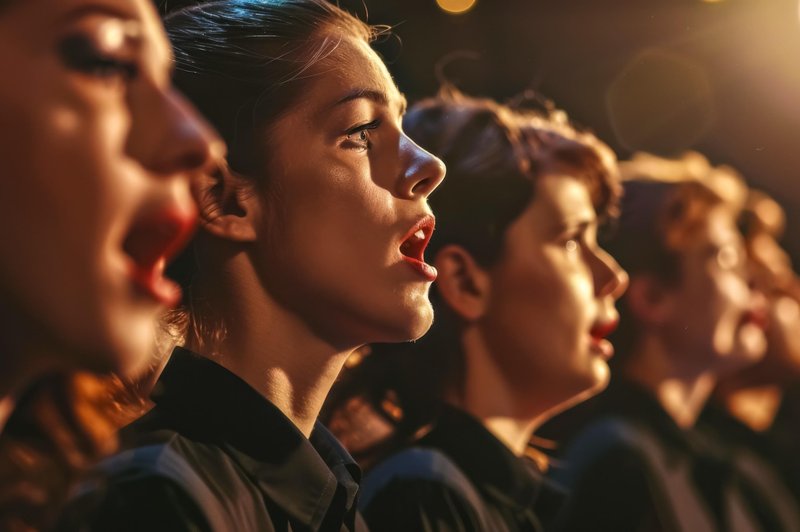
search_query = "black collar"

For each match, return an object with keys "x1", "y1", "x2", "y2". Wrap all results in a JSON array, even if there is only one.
[
  {"x1": 419, "y1": 406, "x2": 565, "y2": 520},
  {"x1": 597, "y1": 378, "x2": 731, "y2": 462},
  {"x1": 140, "y1": 347, "x2": 361, "y2": 530}
]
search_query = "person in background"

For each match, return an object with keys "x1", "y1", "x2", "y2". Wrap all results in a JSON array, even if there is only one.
[
  {"x1": 698, "y1": 189, "x2": 800, "y2": 529},
  {"x1": 57, "y1": 1, "x2": 445, "y2": 531},
  {"x1": 325, "y1": 89, "x2": 628, "y2": 531},
  {"x1": 0, "y1": 0, "x2": 220, "y2": 528},
  {"x1": 545, "y1": 152, "x2": 771, "y2": 531}
]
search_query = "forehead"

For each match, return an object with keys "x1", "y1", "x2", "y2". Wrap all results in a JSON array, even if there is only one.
[
  {"x1": 1, "y1": 0, "x2": 170, "y2": 62},
  {"x1": 533, "y1": 174, "x2": 596, "y2": 218},
  {"x1": 303, "y1": 34, "x2": 405, "y2": 116}
]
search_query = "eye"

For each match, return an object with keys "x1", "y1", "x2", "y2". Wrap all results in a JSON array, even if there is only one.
[
  {"x1": 565, "y1": 239, "x2": 579, "y2": 253},
  {"x1": 58, "y1": 34, "x2": 138, "y2": 82},
  {"x1": 343, "y1": 120, "x2": 381, "y2": 151},
  {"x1": 716, "y1": 243, "x2": 743, "y2": 272}
]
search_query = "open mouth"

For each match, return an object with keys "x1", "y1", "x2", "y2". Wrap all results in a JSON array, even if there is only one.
[
  {"x1": 590, "y1": 319, "x2": 618, "y2": 341},
  {"x1": 589, "y1": 319, "x2": 618, "y2": 359},
  {"x1": 743, "y1": 307, "x2": 770, "y2": 329},
  {"x1": 122, "y1": 207, "x2": 197, "y2": 306},
  {"x1": 399, "y1": 215, "x2": 437, "y2": 281}
]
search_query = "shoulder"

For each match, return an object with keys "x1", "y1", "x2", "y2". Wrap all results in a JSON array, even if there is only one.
[
  {"x1": 360, "y1": 447, "x2": 488, "y2": 532},
  {"x1": 550, "y1": 417, "x2": 660, "y2": 508},
  {"x1": 59, "y1": 433, "x2": 268, "y2": 532}
]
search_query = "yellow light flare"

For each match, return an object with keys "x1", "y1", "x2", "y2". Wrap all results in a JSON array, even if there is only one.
[{"x1": 436, "y1": 0, "x2": 477, "y2": 15}]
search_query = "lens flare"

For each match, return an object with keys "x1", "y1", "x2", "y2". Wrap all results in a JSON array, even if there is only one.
[{"x1": 436, "y1": 0, "x2": 477, "y2": 15}]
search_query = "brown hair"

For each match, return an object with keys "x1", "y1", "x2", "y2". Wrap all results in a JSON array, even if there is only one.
[
  {"x1": 0, "y1": 373, "x2": 144, "y2": 530},
  {"x1": 324, "y1": 89, "x2": 621, "y2": 459},
  {"x1": 603, "y1": 151, "x2": 747, "y2": 366}
]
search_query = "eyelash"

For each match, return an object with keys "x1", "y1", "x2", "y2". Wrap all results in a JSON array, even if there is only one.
[
  {"x1": 344, "y1": 120, "x2": 381, "y2": 150},
  {"x1": 58, "y1": 35, "x2": 139, "y2": 82}
]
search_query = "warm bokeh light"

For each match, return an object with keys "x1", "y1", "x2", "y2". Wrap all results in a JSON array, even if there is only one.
[{"x1": 436, "y1": 0, "x2": 476, "y2": 15}]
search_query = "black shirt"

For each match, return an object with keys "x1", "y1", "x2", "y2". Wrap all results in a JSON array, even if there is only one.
[
  {"x1": 767, "y1": 384, "x2": 800, "y2": 502},
  {"x1": 360, "y1": 406, "x2": 565, "y2": 532},
  {"x1": 548, "y1": 378, "x2": 763, "y2": 532},
  {"x1": 698, "y1": 402, "x2": 800, "y2": 532},
  {"x1": 58, "y1": 348, "x2": 367, "y2": 532}
]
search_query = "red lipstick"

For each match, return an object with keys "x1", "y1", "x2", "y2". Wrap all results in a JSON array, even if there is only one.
[
  {"x1": 589, "y1": 319, "x2": 618, "y2": 360},
  {"x1": 123, "y1": 206, "x2": 197, "y2": 306},
  {"x1": 399, "y1": 215, "x2": 437, "y2": 282},
  {"x1": 741, "y1": 308, "x2": 769, "y2": 331}
]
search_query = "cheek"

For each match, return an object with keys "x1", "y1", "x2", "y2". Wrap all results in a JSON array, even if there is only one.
[
  {"x1": 488, "y1": 255, "x2": 593, "y2": 358},
  {"x1": 711, "y1": 273, "x2": 749, "y2": 326}
]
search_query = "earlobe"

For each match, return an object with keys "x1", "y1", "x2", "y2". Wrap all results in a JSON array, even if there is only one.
[
  {"x1": 194, "y1": 166, "x2": 259, "y2": 242},
  {"x1": 433, "y1": 245, "x2": 492, "y2": 322},
  {"x1": 626, "y1": 275, "x2": 674, "y2": 326}
]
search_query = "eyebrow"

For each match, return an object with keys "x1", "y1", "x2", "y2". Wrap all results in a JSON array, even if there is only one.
[{"x1": 332, "y1": 88, "x2": 408, "y2": 117}]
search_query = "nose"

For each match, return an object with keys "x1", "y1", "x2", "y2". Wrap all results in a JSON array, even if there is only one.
[
  {"x1": 131, "y1": 86, "x2": 224, "y2": 177},
  {"x1": 395, "y1": 134, "x2": 446, "y2": 200},
  {"x1": 592, "y1": 246, "x2": 629, "y2": 300}
]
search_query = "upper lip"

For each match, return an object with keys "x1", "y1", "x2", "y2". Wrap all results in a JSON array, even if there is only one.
[
  {"x1": 590, "y1": 319, "x2": 619, "y2": 340},
  {"x1": 399, "y1": 214, "x2": 436, "y2": 263},
  {"x1": 742, "y1": 308, "x2": 769, "y2": 330},
  {"x1": 122, "y1": 204, "x2": 197, "y2": 283}
]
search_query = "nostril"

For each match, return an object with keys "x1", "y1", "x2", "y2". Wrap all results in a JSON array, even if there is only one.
[{"x1": 411, "y1": 177, "x2": 432, "y2": 195}]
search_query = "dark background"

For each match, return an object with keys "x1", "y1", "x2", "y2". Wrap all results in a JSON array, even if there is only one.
[{"x1": 160, "y1": 0, "x2": 800, "y2": 261}]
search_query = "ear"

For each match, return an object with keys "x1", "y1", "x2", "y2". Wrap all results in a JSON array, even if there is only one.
[
  {"x1": 625, "y1": 274, "x2": 675, "y2": 327},
  {"x1": 433, "y1": 245, "x2": 492, "y2": 322},
  {"x1": 193, "y1": 165, "x2": 259, "y2": 242}
]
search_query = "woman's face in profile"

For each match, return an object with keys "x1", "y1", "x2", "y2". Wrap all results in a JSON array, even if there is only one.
[
  {"x1": 250, "y1": 34, "x2": 446, "y2": 348},
  {"x1": 477, "y1": 174, "x2": 628, "y2": 408},
  {"x1": 0, "y1": 0, "x2": 219, "y2": 375},
  {"x1": 663, "y1": 205, "x2": 767, "y2": 375}
]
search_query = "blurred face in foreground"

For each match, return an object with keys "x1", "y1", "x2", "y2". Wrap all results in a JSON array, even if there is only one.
[{"x1": 0, "y1": 0, "x2": 220, "y2": 376}]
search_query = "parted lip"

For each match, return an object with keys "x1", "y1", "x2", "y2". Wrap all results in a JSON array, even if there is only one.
[
  {"x1": 590, "y1": 319, "x2": 619, "y2": 341},
  {"x1": 742, "y1": 308, "x2": 769, "y2": 330},
  {"x1": 399, "y1": 214, "x2": 436, "y2": 263},
  {"x1": 122, "y1": 205, "x2": 197, "y2": 304}
]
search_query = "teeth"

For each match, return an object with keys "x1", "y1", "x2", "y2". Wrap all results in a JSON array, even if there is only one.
[{"x1": 413, "y1": 229, "x2": 425, "y2": 240}]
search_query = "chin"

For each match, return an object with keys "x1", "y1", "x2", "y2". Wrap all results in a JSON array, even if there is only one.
[
  {"x1": 377, "y1": 301, "x2": 434, "y2": 343},
  {"x1": 571, "y1": 358, "x2": 610, "y2": 399},
  {"x1": 87, "y1": 311, "x2": 157, "y2": 376}
]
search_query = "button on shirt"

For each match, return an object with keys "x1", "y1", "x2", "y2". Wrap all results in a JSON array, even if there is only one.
[{"x1": 58, "y1": 348, "x2": 367, "y2": 532}]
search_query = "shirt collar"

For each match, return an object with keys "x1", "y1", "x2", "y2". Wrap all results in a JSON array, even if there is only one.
[
  {"x1": 419, "y1": 406, "x2": 565, "y2": 516},
  {"x1": 149, "y1": 347, "x2": 361, "y2": 530},
  {"x1": 599, "y1": 378, "x2": 724, "y2": 458}
]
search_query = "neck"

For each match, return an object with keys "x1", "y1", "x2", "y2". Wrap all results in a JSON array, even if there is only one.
[
  {"x1": 722, "y1": 385, "x2": 783, "y2": 432},
  {"x1": 625, "y1": 335, "x2": 716, "y2": 429},
  {"x1": 453, "y1": 327, "x2": 549, "y2": 456},
  {"x1": 188, "y1": 261, "x2": 355, "y2": 438}
]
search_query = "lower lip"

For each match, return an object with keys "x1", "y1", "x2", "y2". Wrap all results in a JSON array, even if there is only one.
[
  {"x1": 590, "y1": 336, "x2": 614, "y2": 360},
  {"x1": 128, "y1": 260, "x2": 181, "y2": 307},
  {"x1": 401, "y1": 256, "x2": 437, "y2": 282}
]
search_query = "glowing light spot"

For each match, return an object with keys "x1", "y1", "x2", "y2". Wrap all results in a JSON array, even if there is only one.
[{"x1": 436, "y1": 0, "x2": 477, "y2": 15}]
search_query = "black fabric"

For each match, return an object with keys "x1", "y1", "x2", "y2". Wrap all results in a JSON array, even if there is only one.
[
  {"x1": 698, "y1": 402, "x2": 800, "y2": 532},
  {"x1": 361, "y1": 406, "x2": 566, "y2": 532},
  {"x1": 547, "y1": 378, "x2": 764, "y2": 532},
  {"x1": 767, "y1": 385, "x2": 800, "y2": 502},
  {"x1": 57, "y1": 347, "x2": 366, "y2": 532}
]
